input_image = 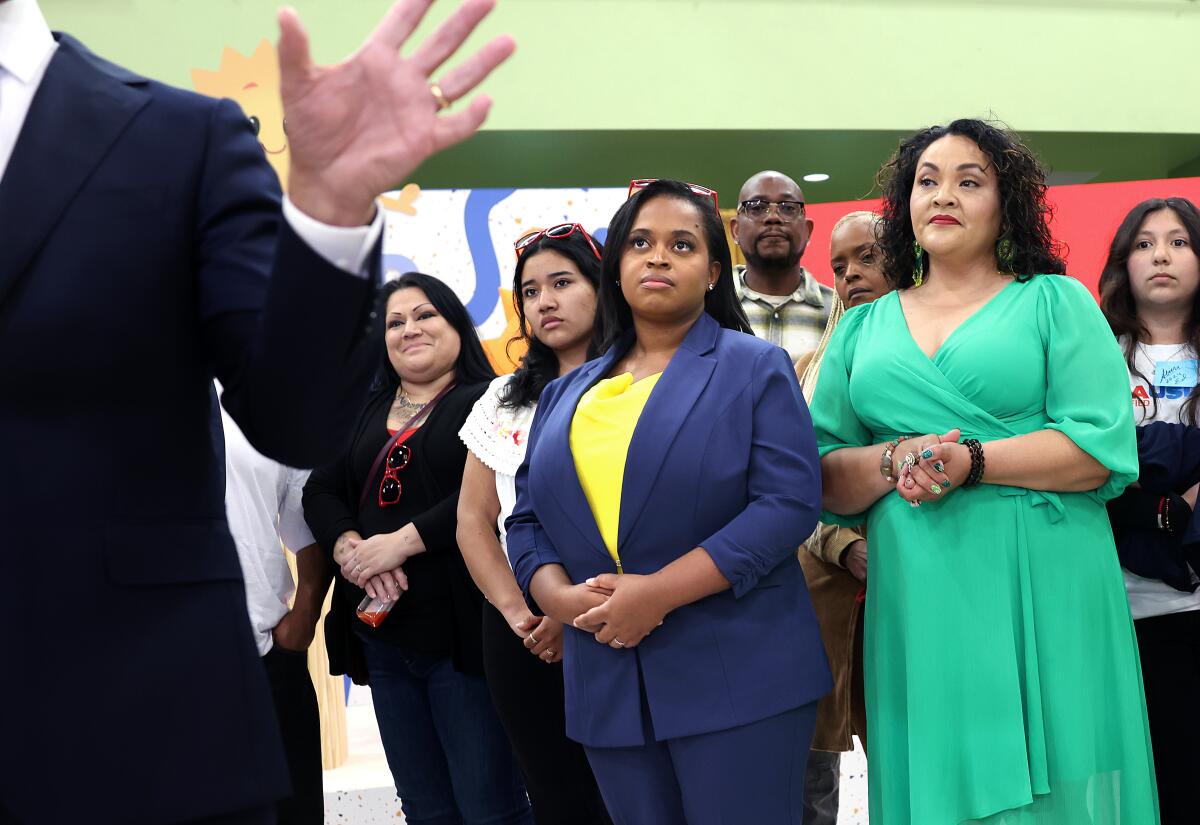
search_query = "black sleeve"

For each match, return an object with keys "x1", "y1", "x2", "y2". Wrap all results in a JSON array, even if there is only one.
[
  {"x1": 1107, "y1": 487, "x2": 1191, "y2": 534},
  {"x1": 301, "y1": 398, "x2": 380, "y2": 554},
  {"x1": 1132, "y1": 421, "x2": 1200, "y2": 494}
]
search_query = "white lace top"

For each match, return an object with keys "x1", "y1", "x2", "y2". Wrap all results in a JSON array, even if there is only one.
[{"x1": 458, "y1": 375, "x2": 538, "y2": 552}]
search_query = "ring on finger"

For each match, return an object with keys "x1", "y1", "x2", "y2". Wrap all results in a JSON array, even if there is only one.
[
  {"x1": 544, "y1": 649, "x2": 555, "y2": 658},
  {"x1": 612, "y1": 638, "x2": 625, "y2": 648},
  {"x1": 528, "y1": 632, "x2": 539, "y2": 645},
  {"x1": 429, "y1": 82, "x2": 451, "y2": 111}
]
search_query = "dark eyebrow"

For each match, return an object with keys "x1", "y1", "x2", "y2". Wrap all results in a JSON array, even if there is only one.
[
  {"x1": 388, "y1": 301, "x2": 434, "y2": 317},
  {"x1": 521, "y1": 271, "x2": 574, "y2": 288},
  {"x1": 957, "y1": 163, "x2": 988, "y2": 173},
  {"x1": 918, "y1": 161, "x2": 940, "y2": 172},
  {"x1": 629, "y1": 226, "x2": 701, "y2": 238}
]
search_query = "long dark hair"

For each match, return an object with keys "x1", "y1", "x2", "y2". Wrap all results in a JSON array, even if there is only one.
[
  {"x1": 595, "y1": 179, "x2": 753, "y2": 351},
  {"x1": 1099, "y1": 197, "x2": 1200, "y2": 425},
  {"x1": 499, "y1": 231, "x2": 603, "y2": 409},
  {"x1": 877, "y1": 118, "x2": 1065, "y2": 288},
  {"x1": 376, "y1": 272, "x2": 495, "y2": 393}
]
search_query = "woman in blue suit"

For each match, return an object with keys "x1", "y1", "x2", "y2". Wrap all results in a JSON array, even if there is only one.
[{"x1": 506, "y1": 179, "x2": 832, "y2": 824}]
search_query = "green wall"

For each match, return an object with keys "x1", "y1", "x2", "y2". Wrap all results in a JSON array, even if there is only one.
[{"x1": 41, "y1": 0, "x2": 1200, "y2": 200}]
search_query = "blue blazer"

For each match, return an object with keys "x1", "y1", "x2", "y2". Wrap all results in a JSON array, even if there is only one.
[
  {"x1": 0, "y1": 36, "x2": 380, "y2": 824},
  {"x1": 506, "y1": 313, "x2": 832, "y2": 748}
]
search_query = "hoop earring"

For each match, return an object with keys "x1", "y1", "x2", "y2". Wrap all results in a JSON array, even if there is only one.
[{"x1": 912, "y1": 240, "x2": 925, "y2": 288}]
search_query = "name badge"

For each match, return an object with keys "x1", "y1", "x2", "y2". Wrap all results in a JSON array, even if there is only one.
[{"x1": 1155, "y1": 359, "x2": 1198, "y2": 388}]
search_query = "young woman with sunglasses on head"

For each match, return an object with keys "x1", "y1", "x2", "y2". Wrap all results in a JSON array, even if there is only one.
[
  {"x1": 505, "y1": 179, "x2": 830, "y2": 824},
  {"x1": 812, "y1": 119, "x2": 1158, "y2": 824},
  {"x1": 456, "y1": 224, "x2": 612, "y2": 825},
  {"x1": 302, "y1": 273, "x2": 534, "y2": 825},
  {"x1": 1098, "y1": 197, "x2": 1200, "y2": 825}
]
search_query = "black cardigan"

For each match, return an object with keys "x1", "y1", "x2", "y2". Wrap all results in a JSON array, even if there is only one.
[{"x1": 303, "y1": 382, "x2": 489, "y2": 681}]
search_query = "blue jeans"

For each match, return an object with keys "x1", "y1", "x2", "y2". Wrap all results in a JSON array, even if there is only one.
[{"x1": 358, "y1": 635, "x2": 533, "y2": 825}]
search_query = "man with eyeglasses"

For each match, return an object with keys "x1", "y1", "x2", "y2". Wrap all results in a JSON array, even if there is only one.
[{"x1": 730, "y1": 170, "x2": 834, "y2": 362}]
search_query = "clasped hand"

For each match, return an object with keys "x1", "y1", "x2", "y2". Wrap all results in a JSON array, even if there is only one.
[
  {"x1": 572, "y1": 574, "x2": 668, "y2": 650},
  {"x1": 894, "y1": 428, "x2": 971, "y2": 505},
  {"x1": 334, "y1": 525, "x2": 424, "y2": 602}
]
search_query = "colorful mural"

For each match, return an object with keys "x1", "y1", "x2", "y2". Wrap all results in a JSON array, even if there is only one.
[{"x1": 191, "y1": 43, "x2": 627, "y2": 373}]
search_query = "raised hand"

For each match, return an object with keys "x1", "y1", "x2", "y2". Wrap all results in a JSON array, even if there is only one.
[{"x1": 278, "y1": 0, "x2": 516, "y2": 226}]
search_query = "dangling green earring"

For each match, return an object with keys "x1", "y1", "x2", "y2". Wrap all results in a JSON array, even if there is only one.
[
  {"x1": 997, "y1": 238, "x2": 1015, "y2": 273},
  {"x1": 912, "y1": 240, "x2": 925, "y2": 287}
]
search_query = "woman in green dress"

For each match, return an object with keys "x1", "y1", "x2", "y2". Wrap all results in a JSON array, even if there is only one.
[{"x1": 811, "y1": 119, "x2": 1159, "y2": 824}]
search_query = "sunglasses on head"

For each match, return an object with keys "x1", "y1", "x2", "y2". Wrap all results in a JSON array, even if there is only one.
[
  {"x1": 378, "y1": 441, "x2": 412, "y2": 508},
  {"x1": 514, "y1": 223, "x2": 602, "y2": 261},
  {"x1": 627, "y1": 179, "x2": 720, "y2": 214}
]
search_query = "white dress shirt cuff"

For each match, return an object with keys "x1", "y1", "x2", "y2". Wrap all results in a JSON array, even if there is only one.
[{"x1": 282, "y1": 195, "x2": 384, "y2": 278}]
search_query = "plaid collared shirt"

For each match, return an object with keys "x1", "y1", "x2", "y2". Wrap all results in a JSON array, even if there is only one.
[{"x1": 734, "y1": 265, "x2": 834, "y2": 363}]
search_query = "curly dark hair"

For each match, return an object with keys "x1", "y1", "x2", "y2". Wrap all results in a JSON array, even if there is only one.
[
  {"x1": 1099, "y1": 197, "x2": 1200, "y2": 425},
  {"x1": 876, "y1": 118, "x2": 1065, "y2": 288}
]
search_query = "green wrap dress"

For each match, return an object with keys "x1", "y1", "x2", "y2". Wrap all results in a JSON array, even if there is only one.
[{"x1": 811, "y1": 275, "x2": 1159, "y2": 824}]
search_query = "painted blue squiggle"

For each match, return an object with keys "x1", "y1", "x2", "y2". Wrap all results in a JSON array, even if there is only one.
[{"x1": 463, "y1": 188, "x2": 515, "y2": 325}]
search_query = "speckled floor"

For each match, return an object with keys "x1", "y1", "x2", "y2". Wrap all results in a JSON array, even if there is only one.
[{"x1": 322, "y1": 685, "x2": 870, "y2": 823}]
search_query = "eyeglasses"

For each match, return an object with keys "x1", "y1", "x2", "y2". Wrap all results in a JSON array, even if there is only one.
[
  {"x1": 378, "y1": 442, "x2": 412, "y2": 508},
  {"x1": 628, "y1": 179, "x2": 720, "y2": 214},
  {"x1": 737, "y1": 199, "x2": 806, "y2": 222},
  {"x1": 514, "y1": 223, "x2": 601, "y2": 261}
]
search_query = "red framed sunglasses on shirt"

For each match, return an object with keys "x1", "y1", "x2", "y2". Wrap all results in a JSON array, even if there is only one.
[
  {"x1": 514, "y1": 222, "x2": 602, "y2": 261},
  {"x1": 378, "y1": 438, "x2": 413, "y2": 508},
  {"x1": 627, "y1": 178, "x2": 720, "y2": 214}
]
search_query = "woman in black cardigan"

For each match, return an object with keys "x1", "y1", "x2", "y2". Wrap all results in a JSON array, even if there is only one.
[{"x1": 303, "y1": 273, "x2": 532, "y2": 825}]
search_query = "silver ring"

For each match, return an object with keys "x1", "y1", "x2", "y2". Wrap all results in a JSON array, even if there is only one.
[
  {"x1": 613, "y1": 638, "x2": 625, "y2": 648},
  {"x1": 545, "y1": 649, "x2": 555, "y2": 658},
  {"x1": 528, "y1": 632, "x2": 539, "y2": 645}
]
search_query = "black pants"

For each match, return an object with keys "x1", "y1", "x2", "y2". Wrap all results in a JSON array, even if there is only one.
[
  {"x1": 481, "y1": 604, "x2": 612, "y2": 825},
  {"x1": 261, "y1": 645, "x2": 324, "y2": 825},
  {"x1": 1135, "y1": 608, "x2": 1200, "y2": 825}
]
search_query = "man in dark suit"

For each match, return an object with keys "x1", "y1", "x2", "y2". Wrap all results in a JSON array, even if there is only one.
[{"x1": 0, "y1": 1, "x2": 513, "y2": 822}]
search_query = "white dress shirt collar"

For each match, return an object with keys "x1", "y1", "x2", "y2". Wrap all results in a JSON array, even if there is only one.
[{"x1": 0, "y1": 0, "x2": 55, "y2": 83}]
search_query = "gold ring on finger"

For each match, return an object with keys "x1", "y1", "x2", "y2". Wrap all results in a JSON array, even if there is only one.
[
  {"x1": 429, "y1": 82, "x2": 451, "y2": 111},
  {"x1": 528, "y1": 632, "x2": 539, "y2": 645}
]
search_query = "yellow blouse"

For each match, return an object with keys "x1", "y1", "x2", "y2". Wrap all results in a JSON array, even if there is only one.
[{"x1": 569, "y1": 371, "x2": 663, "y2": 570}]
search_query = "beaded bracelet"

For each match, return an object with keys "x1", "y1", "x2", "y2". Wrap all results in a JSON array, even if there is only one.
[
  {"x1": 962, "y1": 438, "x2": 985, "y2": 487},
  {"x1": 880, "y1": 435, "x2": 918, "y2": 483}
]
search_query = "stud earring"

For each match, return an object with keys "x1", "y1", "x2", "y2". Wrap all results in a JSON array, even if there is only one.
[{"x1": 707, "y1": 283, "x2": 715, "y2": 292}]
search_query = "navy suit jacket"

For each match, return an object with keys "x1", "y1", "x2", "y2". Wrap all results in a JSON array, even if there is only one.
[
  {"x1": 506, "y1": 313, "x2": 832, "y2": 748},
  {"x1": 0, "y1": 36, "x2": 380, "y2": 823}
]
